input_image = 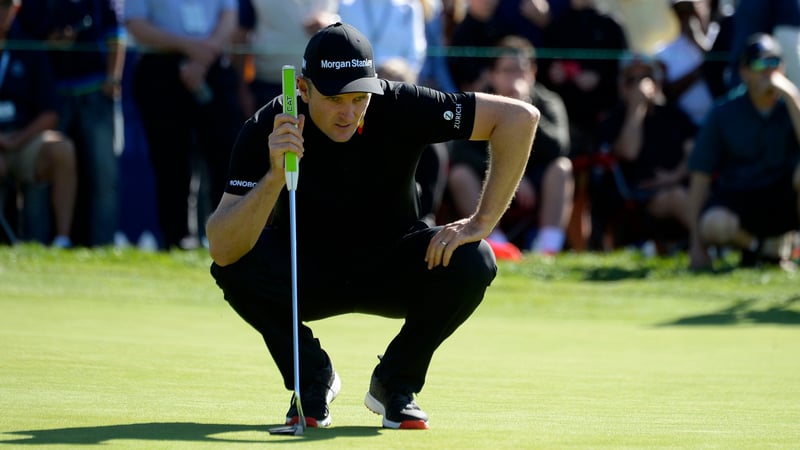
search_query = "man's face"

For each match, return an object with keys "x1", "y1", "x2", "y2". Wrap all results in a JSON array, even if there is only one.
[
  {"x1": 490, "y1": 55, "x2": 534, "y2": 100},
  {"x1": 298, "y1": 78, "x2": 372, "y2": 143},
  {"x1": 741, "y1": 55, "x2": 783, "y2": 96}
]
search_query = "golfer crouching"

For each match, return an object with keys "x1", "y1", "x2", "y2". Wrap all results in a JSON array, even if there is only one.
[{"x1": 207, "y1": 22, "x2": 539, "y2": 430}]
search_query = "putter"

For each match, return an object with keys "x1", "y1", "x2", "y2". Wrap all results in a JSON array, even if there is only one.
[{"x1": 268, "y1": 65, "x2": 305, "y2": 437}]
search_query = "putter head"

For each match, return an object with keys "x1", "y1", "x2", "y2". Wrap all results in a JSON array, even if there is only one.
[
  {"x1": 268, "y1": 421, "x2": 305, "y2": 436},
  {"x1": 269, "y1": 402, "x2": 306, "y2": 437}
]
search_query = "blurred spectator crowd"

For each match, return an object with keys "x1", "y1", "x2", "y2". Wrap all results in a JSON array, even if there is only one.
[{"x1": 0, "y1": 0, "x2": 798, "y2": 269}]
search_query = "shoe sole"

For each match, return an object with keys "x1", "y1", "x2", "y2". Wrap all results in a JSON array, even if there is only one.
[
  {"x1": 364, "y1": 392, "x2": 429, "y2": 430},
  {"x1": 285, "y1": 371, "x2": 342, "y2": 428}
]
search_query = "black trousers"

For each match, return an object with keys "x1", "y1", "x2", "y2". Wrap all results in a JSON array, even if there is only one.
[
  {"x1": 210, "y1": 222, "x2": 497, "y2": 393},
  {"x1": 133, "y1": 54, "x2": 242, "y2": 248}
]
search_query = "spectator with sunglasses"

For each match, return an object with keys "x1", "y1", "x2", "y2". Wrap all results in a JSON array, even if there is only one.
[
  {"x1": 729, "y1": 0, "x2": 800, "y2": 88},
  {"x1": 687, "y1": 33, "x2": 800, "y2": 270}
]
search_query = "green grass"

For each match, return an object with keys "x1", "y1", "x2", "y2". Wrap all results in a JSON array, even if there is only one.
[{"x1": 1, "y1": 245, "x2": 798, "y2": 449}]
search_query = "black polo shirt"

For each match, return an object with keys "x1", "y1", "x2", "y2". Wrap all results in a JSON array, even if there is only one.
[{"x1": 225, "y1": 80, "x2": 476, "y2": 262}]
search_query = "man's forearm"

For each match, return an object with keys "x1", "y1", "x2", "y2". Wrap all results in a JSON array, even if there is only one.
[
  {"x1": 106, "y1": 37, "x2": 126, "y2": 82},
  {"x1": 687, "y1": 171, "x2": 711, "y2": 243},
  {"x1": 782, "y1": 89, "x2": 800, "y2": 145},
  {"x1": 206, "y1": 172, "x2": 284, "y2": 266},
  {"x1": 474, "y1": 99, "x2": 539, "y2": 230},
  {"x1": 209, "y1": 10, "x2": 237, "y2": 50},
  {"x1": 124, "y1": 18, "x2": 193, "y2": 55},
  {"x1": 10, "y1": 112, "x2": 59, "y2": 151},
  {"x1": 615, "y1": 105, "x2": 646, "y2": 161}
]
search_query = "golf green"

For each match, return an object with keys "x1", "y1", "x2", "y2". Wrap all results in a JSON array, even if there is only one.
[{"x1": 1, "y1": 246, "x2": 798, "y2": 448}]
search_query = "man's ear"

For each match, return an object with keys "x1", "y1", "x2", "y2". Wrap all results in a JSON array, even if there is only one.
[{"x1": 298, "y1": 77, "x2": 310, "y2": 103}]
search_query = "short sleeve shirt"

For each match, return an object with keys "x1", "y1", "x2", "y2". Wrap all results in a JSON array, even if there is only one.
[
  {"x1": 226, "y1": 80, "x2": 476, "y2": 262},
  {"x1": 689, "y1": 87, "x2": 800, "y2": 191}
]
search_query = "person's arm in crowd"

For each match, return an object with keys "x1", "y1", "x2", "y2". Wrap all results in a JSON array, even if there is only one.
[
  {"x1": 663, "y1": 65, "x2": 703, "y2": 102},
  {"x1": 687, "y1": 171, "x2": 713, "y2": 269},
  {"x1": 520, "y1": 0, "x2": 551, "y2": 29},
  {"x1": 0, "y1": 112, "x2": 59, "y2": 153},
  {"x1": 613, "y1": 79, "x2": 651, "y2": 161},
  {"x1": 103, "y1": 32, "x2": 126, "y2": 99},
  {"x1": 208, "y1": 8, "x2": 238, "y2": 52},
  {"x1": 769, "y1": 71, "x2": 800, "y2": 192},
  {"x1": 126, "y1": 7, "x2": 237, "y2": 92},
  {"x1": 124, "y1": 18, "x2": 223, "y2": 66},
  {"x1": 770, "y1": 71, "x2": 800, "y2": 144}
]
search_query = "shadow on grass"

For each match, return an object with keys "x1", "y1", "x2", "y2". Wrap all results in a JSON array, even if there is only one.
[
  {"x1": 581, "y1": 264, "x2": 737, "y2": 282},
  {"x1": 582, "y1": 266, "x2": 652, "y2": 281},
  {"x1": 0, "y1": 422, "x2": 381, "y2": 445},
  {"x1": 660, "y1": 296, "x2": 800, "y2": 326}
]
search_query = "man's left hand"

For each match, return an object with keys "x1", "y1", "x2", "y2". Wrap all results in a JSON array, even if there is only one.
[{"x1": 425, "y1": 217, "x2": 491, "y2": 269}]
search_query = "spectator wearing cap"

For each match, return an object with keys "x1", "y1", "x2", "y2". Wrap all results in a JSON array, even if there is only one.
[
  {"x1": 687, "y1": 33, "x2": 800, "y2": 269},
  {"x1": 594, "y1": 52, "x2": 697, "y2": 251},
  {"x1": 729, "y1": 0, "x2": 800, "y2": 88}
]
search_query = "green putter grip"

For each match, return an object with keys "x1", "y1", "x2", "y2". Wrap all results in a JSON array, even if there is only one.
[{"x1": 282, "y1": 65, "x2": 299, "y2": 191}]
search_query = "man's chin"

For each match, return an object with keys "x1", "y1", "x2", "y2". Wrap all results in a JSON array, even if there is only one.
[{"x1": 327, "y1": 128, "x2": 357, "y2": 142}]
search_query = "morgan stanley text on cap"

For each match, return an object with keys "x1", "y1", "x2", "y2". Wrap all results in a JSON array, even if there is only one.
[{"x1": 302, "y1": 22, "x2": 384, "y2": 96}]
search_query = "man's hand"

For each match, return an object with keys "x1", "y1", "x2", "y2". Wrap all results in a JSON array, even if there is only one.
[
  {"x1": 267, "y1": 113, "x2": 306, "y2": 187},
  {"x1": 425, "y1": 216, "x2": 493, "y2": 269},
  {"x1": 768, "y1": 70, "x2": 800, "y2": 100},
  {"x1": 102, "y1": 78, "x2": 122, "y2": 100},
  {"x1": 520, "y1": 0, "x2": 551, "y2": 28},
  {"x1": 182, "y1": 38, "x2": 223, "y2": 68},
  {"x1": 624, "y1": 77, "x2": 657, "y2": 107},
  {"x1": 179, "y1": 59, "x2": 210, "y2": 93}
]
